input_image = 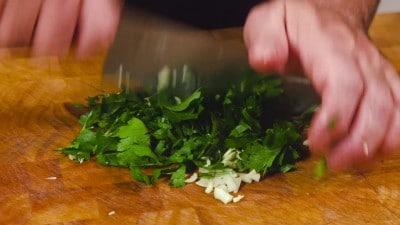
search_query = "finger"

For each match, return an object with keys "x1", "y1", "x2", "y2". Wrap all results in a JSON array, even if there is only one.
[
  {"x1": 243, "y1": 0, "x2": 288, "y2": 73},
  {"x1": 0, "y1": 1, "x2": 5, "y2": 13},
  {"x1": 0, "y1": 0, "x2": 43, "y2": 47},
  {"x1": 382, "y1": 107, "x2": 400, "y2": 155},
  {"x1": 0, "y1": 1, "x2": 8, "y2": 57},
  {"x1": 381, "y1": 63, "x2": 400, "y2": 155},
  {"x1": 75, "y1": 0, "x2": 122, "y2": 59},
  {"x1": 307, "y1": 53, "x2": 364, "y2": 156},
  {"x1": 327, "y1": 54, "x2": 394, "y2": 171},
  {"x1": 283, "y1": 1, "x2": 364, "y2": 155},
  {"x1": 31, "y1": 0, "x2": 81, "y2": 57}
]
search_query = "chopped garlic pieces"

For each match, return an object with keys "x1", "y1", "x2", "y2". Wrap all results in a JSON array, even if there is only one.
[
  {"x1": 233, "y1": 195, "x2": 244, "y2": 203},
  {"x1": 205, "y1": 181, "x2": 214, "y2": 194},
  {"x1": 223, "y1": 175, "x2": 239, "y2": 193},
  {"x1": 239, "y1": 170, "x2": 260, "y2": 183},
  {"x1": 222, "y1": 148, "x2": 239, "y2": 167},
  {"x1": 195, "y1": 177, "x2": 210, "y2": 188},
  {"x1": 185, "y1": 173, "x2": 198, "y2": 183},
  {"x1": 191, "y1": 168, "x2": 260, "y2": 204},
  {"x1": 214, "y1": 186, "x2": 234, "y2": 204},
  {"x1": 68, "y1": 154, "x2": 76, "y2": 160}
]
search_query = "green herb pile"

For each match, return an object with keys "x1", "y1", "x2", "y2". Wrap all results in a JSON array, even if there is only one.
[{"x1": 60, "y1": 72, "x2": 310, "y2": 187}]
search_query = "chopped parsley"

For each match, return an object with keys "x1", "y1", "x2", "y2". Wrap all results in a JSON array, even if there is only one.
[
  {"x1": 60, "y1": 71, "x2": 311, "y2": 187},
  {"x1": 314, "y1": 158, "x2": 328, "y2": 180}
]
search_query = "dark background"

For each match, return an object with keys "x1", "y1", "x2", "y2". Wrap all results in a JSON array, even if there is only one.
[{"x1": 127, "y1": 0, "x2": 263, "y2": 29}]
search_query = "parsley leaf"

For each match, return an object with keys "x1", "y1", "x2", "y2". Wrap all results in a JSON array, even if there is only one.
[
  {"x1": 239, "y1": 143, "x2": 280, "y2": 174},
  {"x1": 117, "y1": 117, "x2": 150, "y2": 143},
  {"x1": 170, "y1": 165, "x2": 186, "y2": 187},
  {"x1": 116, "y1": 118, "x2": 158, "y2": 166}
]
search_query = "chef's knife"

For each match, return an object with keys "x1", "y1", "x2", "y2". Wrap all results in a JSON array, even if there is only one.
[{"x1": 103, "y1": 6, "x2": 318, "y2": 112}]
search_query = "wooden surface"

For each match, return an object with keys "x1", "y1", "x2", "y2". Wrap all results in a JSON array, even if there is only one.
[{"x1": 1, "y1": 13, "x2": 400, "y2": 225}]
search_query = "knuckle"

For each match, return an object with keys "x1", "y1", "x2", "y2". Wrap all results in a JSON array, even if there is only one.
[
  {"x1": 342, "y1": 78, "x2": 364, "y2": 96},
  {"x1": 247, "y1": 3, "x2": 268, "y2": 20},
  {"x1": 357, "y1": 46, "x2": 384, "y2": 72},
  {"x1": 325, "y1": 72, "x2": 364, "y2": 98},
  {"x1": 321, "y1": 23, "x2": 357, "y2": 52}
]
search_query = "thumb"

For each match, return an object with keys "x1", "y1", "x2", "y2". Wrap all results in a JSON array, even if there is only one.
[{"x1": 244, "y1": 0, "x2": 289, "y2": 73}]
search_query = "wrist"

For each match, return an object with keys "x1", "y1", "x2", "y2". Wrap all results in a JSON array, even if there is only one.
[{"x1": 303, "y1": 0, "x2": 380, "y2": 31}]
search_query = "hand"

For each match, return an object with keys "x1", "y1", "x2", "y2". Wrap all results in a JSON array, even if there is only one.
[
  {"x1": 0, "y1": 0, "x2": 122, "y2": 58},
  {"x1": 244, "y1": 0, "x2": 400, "y2": 171}
]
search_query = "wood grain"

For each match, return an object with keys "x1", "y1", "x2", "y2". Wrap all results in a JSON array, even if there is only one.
[{"x1": 1, "y1": 14, "x2": 400, "y2": 225}]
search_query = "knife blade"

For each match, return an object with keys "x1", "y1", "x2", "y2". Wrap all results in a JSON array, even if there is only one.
[
  {"x1": 102, "y1": 6, "x2": 249, "y2": 95},
  {"x1": 102, "y1": 5, "x2": 319, "y2": 113}
]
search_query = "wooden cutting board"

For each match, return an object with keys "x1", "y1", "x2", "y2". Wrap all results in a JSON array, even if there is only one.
[{"x1": 1, "y1": 13, "x2": 400, "y2": 225}]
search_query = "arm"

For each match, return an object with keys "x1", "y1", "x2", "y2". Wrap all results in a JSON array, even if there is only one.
[{"x1": 244, "y1": 0, "x2": 400, "y2": 171}]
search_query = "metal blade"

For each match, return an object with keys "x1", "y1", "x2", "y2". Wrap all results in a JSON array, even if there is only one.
[
  {"x1": 102, "y1": 7, "x2": 249, "y2": 94},
  {"x1": 102, "y1": 6, "x2": 319, "y2": 112}
]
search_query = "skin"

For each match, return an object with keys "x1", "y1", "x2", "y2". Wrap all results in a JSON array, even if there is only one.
[
  {"x1": 244, "y1": 0, "x2": 400, "y2": 171},
  {"x1": 0, "y1": 0, "x2": 122, "y2": 58},
  {"x1": 0, "y1": 0, "x2": 397, "y2": 171}
]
